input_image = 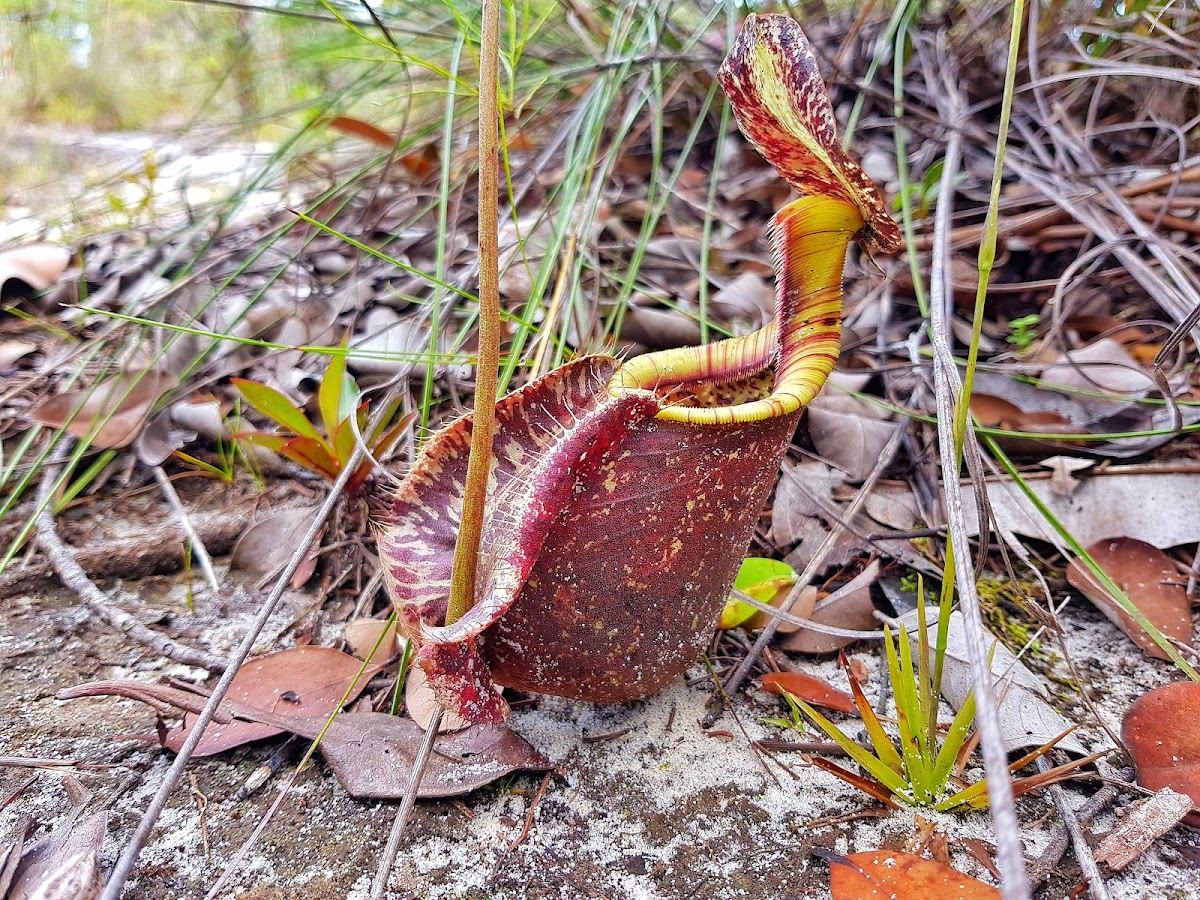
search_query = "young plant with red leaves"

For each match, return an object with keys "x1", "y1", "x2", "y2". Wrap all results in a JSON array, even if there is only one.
[
  {"x1": 379, "y1": 14, "x2": 902, "y2": 723},
  {"x1": 233, "y1": 349, "x2": 413, "y2": 495}
]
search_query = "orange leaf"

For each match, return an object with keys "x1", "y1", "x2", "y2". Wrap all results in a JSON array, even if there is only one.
[
  {"x1": 1123, "y1": 682, "x2": 1200, "y2": 827},
  {"x1": 1066, "y1": 537, "x2": 1193, "y2": 660},
  {"x1": 327, "y1": 115, "x2": 395, "y2": 147},
  {"x1": 829, "y1": 850, "x2": 1000, "y2": 899},
  {"x1": 759, "y1": 670, "x2": 856, "y2": 713}
]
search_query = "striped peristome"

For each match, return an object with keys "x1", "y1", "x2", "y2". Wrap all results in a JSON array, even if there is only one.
[{"x1": 379, "y1": 14, "x2": 900, "y2": 723}]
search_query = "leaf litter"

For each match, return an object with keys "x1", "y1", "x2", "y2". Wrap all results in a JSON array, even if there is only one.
[{"x1": 3, "y1": 2, "x2": 1200, "y2": 898}]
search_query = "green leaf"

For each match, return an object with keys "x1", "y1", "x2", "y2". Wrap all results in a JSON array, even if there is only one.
[
  {"x1": 931, "y1": 690, "x2": 977, "y2": 790},
  {"x1": 791, "y1": 695, "x2": 910, "y2": 797},
  {"x1": 278, "y1": 436, "x2": 341, "y2": 479},
  {"x1": 734, "y1": 557, "x2": 796, "y2": 590},
  {"x1": 232, "y1": 379, "x2": 324, "y2": 444}
]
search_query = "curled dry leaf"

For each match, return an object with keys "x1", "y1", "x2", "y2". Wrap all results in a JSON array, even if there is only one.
[
  {"x1": 0, "y1": 340, "x2": 36, "y2": 368},
  {"x1": 827, "y1": 850, "x2": 999, "y2": 899},
  {"x1": 7, "y1": 810, "x2": 107, "y2": 900},
  {"x1": 1066, "y1": 537, "x2": 1193, "y2": 661},
  {"x1": 1122, "y1": 682, "x2": 1200, "y2": 827},
  {"x1": 759, "y1": 670, "x2": 856, "y2": 714},
  {"x1": 32, "y1": 369, "x2": 179, "y2": 449},
  {"x1": 0, "y1": 243, "x2": 71, "y2": 296},
  {"x1": 780, "y1": 560, "x2": 881, "y2": 655},
  {"x1": 804, "y1": 391, "x2": 893, "y2": 483}
]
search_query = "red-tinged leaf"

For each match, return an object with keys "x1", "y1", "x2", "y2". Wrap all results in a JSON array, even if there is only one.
[
  {"x1": 806, "y1": 757, "x2": 900, "y2": 809},
  {"x1": 280, "y1": 436, "x2": 341, "y2": 479},
  {"x1": 327, "y1": 115, "x2": 395, "y2": 147},
  {"x1": 32, "y1": 369, "x2": 178, "y2": 449},
  {"x1": 1066, "y1": 537, "x2": 1193, "y2": 660},
  {"x1": 828, "y1": 850, "x2": 1000, "y2": 899},
  {"x1": 716, "y1": 15, "x2": 901, "y2": 255},
  {"x1": 1123, "y1": 682, "x2": 1200, "y2": 827},
  {"x1": 232, "y1": 378, "x2": 323, "y2": 443},
  {"x1": 59, "y1": 679, "x2": 548, "y2": 799},
  {"x1": 153, "y1": 648, "x2": 379, "y2": 757},
  {"x1": 760, "y1": 671, "x2": 856, "y2": 714}
]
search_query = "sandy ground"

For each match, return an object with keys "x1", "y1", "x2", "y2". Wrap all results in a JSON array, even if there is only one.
[{"x1": 3, "y1": 553, "x2": 1199, "y2": 899}]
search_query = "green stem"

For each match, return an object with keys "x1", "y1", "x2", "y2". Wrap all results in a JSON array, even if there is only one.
[{"x1": 446, "y1": 0, "x2": 502, "y2": 627}]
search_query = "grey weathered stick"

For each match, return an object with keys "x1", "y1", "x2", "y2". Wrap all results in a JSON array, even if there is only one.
[
  {"x1": 35, "y1": 442, "x2": 225, "y2": 673},
  {"x1": 99, "y1": 448, "x2": 363, "y2": 900},
  {"x1": 928, "y1": 121, "x2": 1030, "y2": 900},
  {"x1": 369, "y1": 708, "x2": 444, "y2": 900},
  {"x1": 152, "y1": 465, "x2": 221, "y2": 597},
  {"x1": 1037, "y1": 756, "x2": 1111, "y2": 900}
]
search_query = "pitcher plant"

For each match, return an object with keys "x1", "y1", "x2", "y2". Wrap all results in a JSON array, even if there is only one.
[{"x1": 378, "y1": 14, "x2": 902, "y2": 723}]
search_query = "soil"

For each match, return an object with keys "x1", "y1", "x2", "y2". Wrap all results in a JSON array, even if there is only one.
[{"x1": 2, "y1": 533, "x2": 1198, "y2": 898}]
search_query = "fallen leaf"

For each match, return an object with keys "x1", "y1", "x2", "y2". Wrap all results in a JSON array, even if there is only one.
[
  {"x1": 969, "y1": 393, "x2": 1073, "y2": 431},
  {"x1": 32, "y1": 369, "x2": 179, "y2": 448},
  {"x1": 230, "y1": 506, "x2": 321, "y2": 577},
  {"x1": 1122, "y1": 682, "x2": 1200, "y2": 827},
  {"x1": 327, "y1": 115, "x2": 395, "y2": 147},
  {"x1": 58, "y1": 679, "x2": 548, "y2": 798},
  {"x1": 780, "y1": 561, "x2": 881, "y2": 655},
  {"x1": 898, "y1": 609, "x2": 1090, "y2": 755},
  {"x1": 828, "y1": 850, "x2": 999, "y2": 899},
  {"x1": 343, "y1": 617, "x2": 401, "y2": 661},
  {"x1": 1040, "y1": 339, "x2": 1152, "y2": 401},
  {"x1": 805, "y1": 392, "x2": 893, "y2": 483},
  {"x1": 870, "y1": 469, "x2": 1200, "y2": 550},
  {"x1": 1066, "y1": 538, "x2": 1193, "y2": 661},
  {"x1": 161, "y1": 647, "x2": 381, "y2": 756},
  {"x1": 0, "y1": 243, "x2": 71, "y2": 296},
  {"x1": 759, "y1": 671, "x2": 856, "y2": 714},
  {"x1": 719, "y1": 557, "x2": 797, "y2": 631}
]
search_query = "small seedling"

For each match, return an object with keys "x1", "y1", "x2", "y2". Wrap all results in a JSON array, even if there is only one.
[
  {"x1": 1005, "y1": 313, "x2": 1040, "y2": 352},
  {"x1": 233, "y1": 347, "x2": 413, "y2": 495}
]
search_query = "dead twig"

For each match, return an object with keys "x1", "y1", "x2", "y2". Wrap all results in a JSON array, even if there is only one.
[
  {"x1": 152, "y1": 465, "x2": 221, "y2": 597},
  {"x1": 35, "y1": 442, "x2": 226, "y2": 672},
  {"x1": 1036, "y1": 756, "x2": 1112, "y2": 900}
]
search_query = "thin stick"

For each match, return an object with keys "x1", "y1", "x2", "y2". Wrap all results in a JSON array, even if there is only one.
[
  {"x1": 99, "y1": 449, "x2": 364, "y2": 900},
  {"x1": 369, "y1": 708, "x2": 443, "y2": 900},
  {"x1": 152, "y1": 466, "x2": 221, "y2": 597},
  {"x1": 1036, "y1": 756, "x2": 1111, "y2": 900},
  {"x1": 35, "y1": 444, "x2": 225, "y2": 673}
]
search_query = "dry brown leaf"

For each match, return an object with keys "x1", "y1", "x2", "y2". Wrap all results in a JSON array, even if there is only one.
[
  {"x1": 1066, "y1": 537, "x2": 1193, "y2": 661},
  {"x1": 58, "y1": 679, "x2": 548, "y2": 799},
  {"x1": 1122, "y1": 682, "x2": 1200, "y2": 827},
  {"x1": 780, "y1": 562, "x2": 880, "y2": 655},
  {"x1": 158, "y1": 647, "x2": 381, "y2": 756},
  {"x1": 230, "y1": 506, "x2": 320, "y2": 577},
  {"x1": 828, "y1": 850, "x2": 999, "y2": 899},
  {"x1": 32, "y1": 369, "x2": 178, "y2": 449},
  {"x1": 343, "y1": 617, "x2": 401, "y2": 661},
  {"x1": 0, "y1": 243, "x2": 71, "y2": 295},
  {"x1": 805, "y1": 392, "x2": 893, "y2": 483}
]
